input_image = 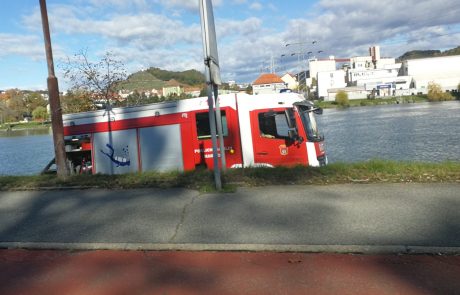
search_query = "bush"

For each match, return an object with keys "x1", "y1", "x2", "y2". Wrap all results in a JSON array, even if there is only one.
[
  {"x1": 32, "y1": 106, "x2": 48, "y2": 121},
  {"x1": 427, "y1": 82, "x2": 453, "y2": 101},
  {"x1": 335, "y1": 90, "x2": 349, "y2": 106}
]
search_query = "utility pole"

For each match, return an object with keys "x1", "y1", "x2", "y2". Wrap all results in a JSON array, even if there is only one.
[
  {"x1": 39, "y1": 0, "x2": 70, "y2": 178},
  {"x1": 199, "y1": 0, "x2": 225, "y2": 190},
  {"x1": 285, "y1": 41, "x2": 318, "y2": 95}
]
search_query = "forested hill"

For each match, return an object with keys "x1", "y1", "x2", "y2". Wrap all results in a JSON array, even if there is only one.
[
  {"x1": 146, "y1": 68, "x2": 205, "y2": 86},
  {"x1": 397, "y1": 46, "x2": 460, "y2": 61},
  {"x1": 118, "y1": 68, "x2": 205, "y2": 91}
]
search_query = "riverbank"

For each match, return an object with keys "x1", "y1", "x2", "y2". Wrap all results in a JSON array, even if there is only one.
[
  {"x1": 0, "y1": 121, "x2": 50, "y2": 131},
  {"x1": 314, "y1": 95, "x2": 430, "y2": 109},
  {"x1": 0, "y1": 160, "x2": 459, "y2": 191}
]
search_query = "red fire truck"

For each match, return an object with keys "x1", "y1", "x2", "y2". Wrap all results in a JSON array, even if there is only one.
[{"x1": 62, "y1": 92, "x2": 327, "y2": 174}]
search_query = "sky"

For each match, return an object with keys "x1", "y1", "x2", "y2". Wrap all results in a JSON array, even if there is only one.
[{"x1": 1, "y1": 0, "x2": 459, "y2": 90}]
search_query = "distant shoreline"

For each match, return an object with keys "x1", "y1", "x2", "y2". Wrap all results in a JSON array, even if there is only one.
[{"x1": 0, "y1": 124, "x2": 51, "y2": 132}]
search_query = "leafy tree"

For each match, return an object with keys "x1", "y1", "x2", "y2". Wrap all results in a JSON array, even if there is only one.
[
  {"x1": 24, "y1": 92, "x2": 47, "y2": 115},
  {"x1": 335, "y1": 90, "x2": 349, "y2": 106},
  {"x1": 61, "y1": 89, "x2": 96, "y2": 114},
  {"x1": 0, "y1": 100, "x2": 10, "y2": 124},
  {"x1": 245, "y1": 85, "x2": 253, "y2": 94},
  {"x1": 427, "y1": 82, "x2": 453, "y2": 101},
  {"x1": 4, "y1": 89, "x2": 26, "y2": 121},
  {"x1": 199, "y1": 86, "x2": 207, "y2": 97},
  {"x1": 32, "y1": 106, "x2": 48, "y2": 121},
  {"x1": 61, "y1": 50, "x2": 127, "y2": 107},
  {"x1": 124, "y1": 91, "x2": 148, "y2": 107}
]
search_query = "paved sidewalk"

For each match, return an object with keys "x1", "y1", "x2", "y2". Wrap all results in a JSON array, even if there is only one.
[
  {"x1": 1, "y1": 249, "x2": 460, "y2": 295},
  {"x1": 1, "y1": 184, "x2": 460, "y2": 251}
]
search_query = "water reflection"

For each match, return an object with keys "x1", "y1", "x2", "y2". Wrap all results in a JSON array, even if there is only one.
[
  {"x1": 0, "y1": 128, "x2": 54, "y2": 176},
  {"x1": 318, "y1": 101, "x2": 460, "y2": 163},
  {"x1": 0, "y1": 127, "x2": 52, "y2": 137}
]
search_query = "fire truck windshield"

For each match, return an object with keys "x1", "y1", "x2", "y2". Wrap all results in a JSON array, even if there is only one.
[{"x1": 298, "y1": 105, "x2": 323, "y2": 142}]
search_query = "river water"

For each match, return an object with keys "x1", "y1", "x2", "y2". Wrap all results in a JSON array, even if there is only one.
[{"x1": 0, "y1": 101, "x2": 459, "y2": 175}]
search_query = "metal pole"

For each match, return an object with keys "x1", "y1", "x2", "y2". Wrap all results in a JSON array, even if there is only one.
[
  {"x1": 213, "y1": 86, "x2": 226, "y2": 172},
  {"x1": 206, "y1": 80, "x2": 221, "y2": 190},
  {"x1": 39, "y1": 0, "x2": 70, "y2": 178}
]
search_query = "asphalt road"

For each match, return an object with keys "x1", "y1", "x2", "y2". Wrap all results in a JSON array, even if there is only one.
[{"x1": 1, "y1": 183, "x2": 459, "y2": 252}]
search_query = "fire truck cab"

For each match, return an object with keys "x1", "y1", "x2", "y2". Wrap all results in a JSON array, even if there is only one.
[{"x1": 62, "y1": 92, "x2": 327, "y2": 174}]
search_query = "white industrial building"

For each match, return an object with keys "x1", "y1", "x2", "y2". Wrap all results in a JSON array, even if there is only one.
[
  {"x1": 309, "y1": 58, "x2": 337, "y2": 82},
  {"x1": 313, "y1": 45, "x2": 460, "y2": 101},
  {"x1": 401, "y1": 55, "x2": 460, "y2": 93},
  {"x1": 317, "y1": 70, "x2": 347, "y2": 98}
]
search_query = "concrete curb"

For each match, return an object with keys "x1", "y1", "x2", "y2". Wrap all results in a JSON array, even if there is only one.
[{"x1": 1, "y1": 242, "x2": 459, "y2": 255}]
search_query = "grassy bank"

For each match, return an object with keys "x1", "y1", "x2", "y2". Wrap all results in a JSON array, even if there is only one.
[
  {"x1": 315, "y1": 95, "x2": 429, "y2": 109},
  {"x1": 0, "y1": 160, "x2": 458, "y2": 192},
  {"x1": 0, "y1": 121, "x2": 50, "y2": 131}
]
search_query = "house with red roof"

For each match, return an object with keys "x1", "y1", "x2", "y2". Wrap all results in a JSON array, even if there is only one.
[{"x1": 252, "y1": 73, "x2": 287, "y2": 95}]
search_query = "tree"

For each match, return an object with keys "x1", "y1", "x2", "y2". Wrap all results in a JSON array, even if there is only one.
[
  {"x1": 24, "y1": 92, "x2": 47, "y2": 115},
  {"x1": 4, "y1": 89, "x2": 26, "y2": 121},
  {"x1": 124, "y1": 91, "x2": 147, "y2": 107},
  {"x1": 61, "y1": 50, "x2": 127, "y2": 108},
  {"x1": 32, "y1": 106, "x2": 48, "y2": 121},
  {"x1": 245, "y1": 85, "x2": 253, "y2": 94},
  {"x1": 335, "y1": 90, "x2": 349, "y2": 107},
  {"x1": 61, "y1": 89, "x2": 96, "y2": 114},
  {"x1": 427, "y1": 82, "x2": 453, "y2": 101}
]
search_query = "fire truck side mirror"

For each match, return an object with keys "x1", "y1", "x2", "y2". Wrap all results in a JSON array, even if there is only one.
[{"x1": 313, "y1": 107, "x2": 323, "y2": 115}]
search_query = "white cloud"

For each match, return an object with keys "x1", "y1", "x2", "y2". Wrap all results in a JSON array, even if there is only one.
[
  {"x1": 86, "y1": 0, "x2": 147, "y2": 8},
  {"x1": 0, "y1": 34, "x2": 43, "y2": 60},
  {"x1": 217, "y1": 17, "x2": 262, "y2": 37},
  {"x1": 250, "y1": 2, "x2": 262, "y2": 10},
  {"x1": 24, "y1": 5, "x2": 201, "y2": 47},
  {"x1": 153, "y1": 0, "x2": 223, "y2": 11}
]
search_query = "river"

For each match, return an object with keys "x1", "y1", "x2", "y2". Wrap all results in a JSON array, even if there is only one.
[{"x1": 0, "y1": 101, "x2": 459, "y2": 175}]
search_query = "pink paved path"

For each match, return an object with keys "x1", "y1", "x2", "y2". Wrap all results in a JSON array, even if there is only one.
[{"x1": 1, "y1": 249, "x2": 460, "y2": 295}]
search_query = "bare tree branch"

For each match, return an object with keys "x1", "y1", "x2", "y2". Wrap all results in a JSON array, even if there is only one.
[{"x1": 60, "y1": 50, "x2": 127, "y2": 109}]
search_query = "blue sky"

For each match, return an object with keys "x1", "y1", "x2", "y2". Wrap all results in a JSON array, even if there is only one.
[{"x1": 1, "y1": 0, "x2": 459, "y2": 90}]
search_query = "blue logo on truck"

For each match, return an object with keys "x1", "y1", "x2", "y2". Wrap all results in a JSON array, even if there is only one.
[{"x1": 100, "y1": 144, "x2": 131, "y2": 167}]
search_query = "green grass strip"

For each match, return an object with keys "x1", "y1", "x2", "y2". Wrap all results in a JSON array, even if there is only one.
[{"x1": 1, "y1": 160, "x2": 459, "y2": 192}]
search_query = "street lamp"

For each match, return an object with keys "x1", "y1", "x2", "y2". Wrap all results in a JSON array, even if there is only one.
[{"x1": 285, "y1": 40, "x2": 317, "y2": 47}]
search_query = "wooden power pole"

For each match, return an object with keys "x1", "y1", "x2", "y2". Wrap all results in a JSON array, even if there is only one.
[{"x1": 39, "y1": 0, "x2": 70, "y2": 178}]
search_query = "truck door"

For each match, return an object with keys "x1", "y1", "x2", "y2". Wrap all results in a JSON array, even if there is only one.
[
  {"x1": 194, "y1": 109, "x2": 242, "y2": 169},
  {"x1": 250, "y1": 109, "x2": 307, "y2": 167}
]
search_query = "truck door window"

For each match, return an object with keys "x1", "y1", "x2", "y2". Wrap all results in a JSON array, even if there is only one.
[
  {"x1": 196, "y1": 111, "x2": 228, "y2": 139},
  {"x1": 258, "y1": 112, "x2": 290, "y2": 139}
]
